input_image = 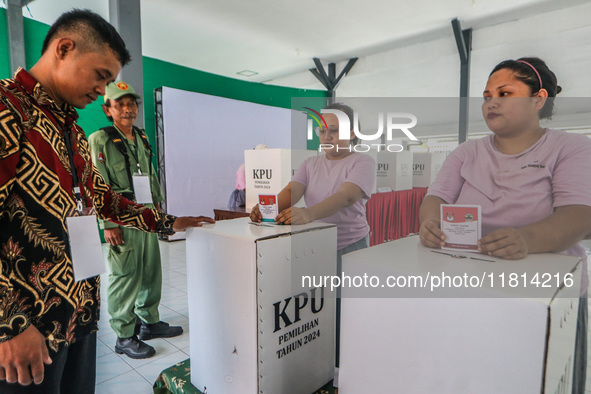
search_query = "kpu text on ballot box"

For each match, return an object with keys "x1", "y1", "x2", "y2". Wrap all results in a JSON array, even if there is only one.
[
  {"x1": 186, "y1": 218, "x2": 337, "y2": 394},
  {"x1": 338, "y1": 236, "x2": 582, "y2": 394},
  {"x1": 244, "y1": 148, "x2": 316, "y2": 210}
]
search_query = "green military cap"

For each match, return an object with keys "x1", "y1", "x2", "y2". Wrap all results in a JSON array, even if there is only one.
[{"x1": 104, "y1": 81, "x2": 142, "y2": 102}]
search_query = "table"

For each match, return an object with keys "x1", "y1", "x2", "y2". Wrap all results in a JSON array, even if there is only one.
[
  {"x1": 214, "y1": 188, "x2": 428, "y2": 248},
  {"x1": 339, "y1": 236, "x2": 582, "y2": 393},
  {"x1": 153, "y1": 359, "x2": 337, "y2": 394}
]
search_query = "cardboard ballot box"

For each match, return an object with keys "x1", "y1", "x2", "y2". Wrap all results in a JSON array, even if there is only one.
[
  {"x1": 245, "y1": 148, "x2": 316, "y2": 210},
  {"x1": 339, "y1": 236, "x2": 581, "y2": 394},
  {"x1": 186, "y1": 218, "x2": 337, "y2": 394},
  {"x1": 412, "y1": 152, "x2": 447, "y2": 187},
  {"x1": 376, "y1": 151, "x2": 413, "y2": 191}
]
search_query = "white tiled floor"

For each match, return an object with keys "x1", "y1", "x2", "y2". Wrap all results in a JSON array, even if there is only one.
[
  {"x1": 95, "y1": 240, "x2": 190, "y2": 393},
  {"x1": 95, "y1": 240, "x2": 591, "y2": 393}
]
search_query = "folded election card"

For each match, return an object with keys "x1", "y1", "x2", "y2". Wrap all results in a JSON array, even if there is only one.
[
  {"x1": 258, "y1": 194, "x2": 279, "y2": 223},
  {"x1": 440, "y1": 204, "x2": 482, "y2": 252}
]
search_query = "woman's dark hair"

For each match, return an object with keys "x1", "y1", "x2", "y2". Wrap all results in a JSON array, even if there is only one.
[
  {"x1": 489, "y1": 57, "x2": 561, "y2": 119},
  {"x1": 324, "y1": 102, "x2": 359, "y2": 145}
]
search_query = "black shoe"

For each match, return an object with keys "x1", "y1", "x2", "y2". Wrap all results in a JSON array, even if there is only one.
[
  {"x1": 115, "y1": 336, "x2": 156, "y2": 359},
  {"x1": 134, "y1": 318, "x2": 142, "y2": 336},
  {"x1": 139, "y1": 321, "x2": 183, "y2": 340}
]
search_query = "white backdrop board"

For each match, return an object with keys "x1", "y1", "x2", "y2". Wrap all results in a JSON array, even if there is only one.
[{"x1": 160, "y1": 87, "x2": 307, "y2": 233}]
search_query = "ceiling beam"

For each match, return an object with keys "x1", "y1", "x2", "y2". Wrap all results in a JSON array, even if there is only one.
[{"x1": 309, "y1": 57, "x2": 358, "y2": 103}]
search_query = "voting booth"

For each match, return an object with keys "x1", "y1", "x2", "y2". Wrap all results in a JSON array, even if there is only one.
[
  {"x1": 339, "y1": 236, "x2": 581, "y2": 393},
  {"x1": 412, "y1": 152, "x2": 447, "y2": 187},
  {"x1": 376, "y1": 151, "x2": 413, "y2": 191},
  {"x1": 186, "y1": 218, "x2": 337, "y2": 394},
  {"x1": 245, "y1": 149, "x2": 316, "y2": 210}
]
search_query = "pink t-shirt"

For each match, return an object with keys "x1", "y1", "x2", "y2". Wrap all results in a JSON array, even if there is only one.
[
  {"x1": 235, "y1": 163, "x2": 246, "y2": 190},
  {"x1": 427, "y1": 129, "x2": 591, "y2": 290},
  {"x1": 292, "y1": 153, "x2": 376, "y2": 250}
]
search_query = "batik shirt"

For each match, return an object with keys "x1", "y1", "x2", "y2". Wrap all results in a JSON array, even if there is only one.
[{"x1": 0, "y1": 69, "x2": 176, "y2": 353}]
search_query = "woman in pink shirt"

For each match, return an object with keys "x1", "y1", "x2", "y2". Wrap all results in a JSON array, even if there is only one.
[
  {"x1": 419, "y1": 57, "x2": 591, "y2": 393},
  {"x1": 250, "y1": 103, "x2": 376, "y2": 371},
  {"x1": 250, "y1": 103, "x2": 376, "y2": 254}
]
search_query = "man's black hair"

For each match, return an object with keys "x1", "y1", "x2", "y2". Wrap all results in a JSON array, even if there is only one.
[{"x1": 42, "y1": 9, "x2": 131, "y2": 66}]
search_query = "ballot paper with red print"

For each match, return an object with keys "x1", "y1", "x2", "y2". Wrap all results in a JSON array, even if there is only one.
[
  {"x1": 440, "y1": 204, "x2": 482, "y2": 252},
  {"x1": 259, "y1": 194, "x2": 279, "y2": 222}
]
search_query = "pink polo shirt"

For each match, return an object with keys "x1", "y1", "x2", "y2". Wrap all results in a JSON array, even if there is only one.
[
  {"x1": 427, "y1": 129, "x2": 591, "y2": 291},
  {"x1": 292, "y1": 153, "x2": 376, "y2": 250}
]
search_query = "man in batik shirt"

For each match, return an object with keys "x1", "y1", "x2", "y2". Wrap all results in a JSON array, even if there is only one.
[{"x1": 0, "y1": 9, "x2": 213, "y2": 393}]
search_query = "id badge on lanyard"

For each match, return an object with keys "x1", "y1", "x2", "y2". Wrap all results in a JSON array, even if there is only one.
[
  {"x1": 63, "y1": 128, "x2": 106, "y2": 281},
  {"x1": 132, "y1": 165, "x2": 153, "y2": 204},
  {"x1": 66, "y1": 189, "x2": 106, "y2": 281}
]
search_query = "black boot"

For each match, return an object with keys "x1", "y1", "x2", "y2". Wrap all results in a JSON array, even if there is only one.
[
  {"x1": 139, "y1": 321, "x2": 183, "y2": 340},
  {"x1": 115, "y1": 336, "x2": 156, "y2": 359},
  {"x1": 134, "y1": 317, "x2": 142, "y2": 336}
]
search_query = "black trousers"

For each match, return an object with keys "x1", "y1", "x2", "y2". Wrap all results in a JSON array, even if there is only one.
[{"x1": 0, "y1": 332, "x2": 96, "y2": 394}]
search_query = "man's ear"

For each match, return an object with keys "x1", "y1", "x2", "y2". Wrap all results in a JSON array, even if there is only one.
[
  {"x1": 102, "y1": 104, "x2": 111, "y2": 117},
  {"x1": 55, "y1": 38, "x2": 75, "y2": 60}
]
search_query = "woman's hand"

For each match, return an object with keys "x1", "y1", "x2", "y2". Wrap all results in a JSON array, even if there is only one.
[
  {"x1": 419, "y1": 218, "x2": 446, "y2": 248},
  {"x1": 478, "y1": 227, "x2": 528, "y2": 260},
  {"x1": 275, "y1": 206, "x2": 312, "y2": 225},
  {"x1": 249, "y1": 204, "x2": 262, "y2": 222}
]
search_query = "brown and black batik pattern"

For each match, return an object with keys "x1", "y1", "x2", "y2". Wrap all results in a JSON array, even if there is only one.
[{"x1": 0, "y1": 69, "x2": 176, "y2": 352}]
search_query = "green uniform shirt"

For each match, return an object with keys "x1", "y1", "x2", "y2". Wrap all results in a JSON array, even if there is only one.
[{"x1": 88, "y1": 126, "x2": 164, "y2": 229}]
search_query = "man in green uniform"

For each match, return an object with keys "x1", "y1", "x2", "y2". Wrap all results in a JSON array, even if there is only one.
[{"x1": 88, "y1": 81, "x2": 181, "y2": 359}]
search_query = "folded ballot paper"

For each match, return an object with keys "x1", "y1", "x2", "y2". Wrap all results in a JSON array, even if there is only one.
[
  {"x1": 440, "y1": 204, "x2": 482, "y2": 252},
  {"x1": 258, "y1": 194, "x2": 279, "y2": 223}
]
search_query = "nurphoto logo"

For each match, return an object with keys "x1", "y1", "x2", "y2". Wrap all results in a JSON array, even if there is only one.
[{"x1": 304, "y1": 107, "x2": 419, "y2": 152}]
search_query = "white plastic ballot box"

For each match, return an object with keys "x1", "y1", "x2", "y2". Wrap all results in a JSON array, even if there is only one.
[
  {"x1": 339, "y1": 236, "x2": 581, "y2": 394},
  {"x1": 412, "y1": 152, "x2": 447, "y2": 187},
  {"x1": 245, "y1": 149, "x2": 316, "y2": 210},
  {"x1": 186, "y1": 218, "x2": 337, "y2": 394},
  {"x1": 376, "y1": 151, "x2": 413, "y2": 191}
]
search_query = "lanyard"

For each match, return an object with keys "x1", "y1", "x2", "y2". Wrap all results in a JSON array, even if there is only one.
[
  {"x1": 114, "y1": 126, "x2": 153, "y2": 177},
  {"x1": 122, "y1": 133, "x2": 143, "y2": 175},
  {"x1": 62, "y1": 126, "x2": 84, "y2": 212}
]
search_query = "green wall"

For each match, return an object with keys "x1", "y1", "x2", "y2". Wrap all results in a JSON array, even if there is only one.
[
  {"x1": 0, "y1": 9, "x2": 9, "y2": 78},
  {"x1": 142, "y1": 57, "x2": 327, "y2": 152},
  {"x1": 0, "y1": 8, "x2": 327, "y2": 153}
]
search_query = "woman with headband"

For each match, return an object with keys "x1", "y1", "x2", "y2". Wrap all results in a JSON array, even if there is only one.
[{"x1": 419, "y1": 57, "x2": 591, "y2": 393}]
